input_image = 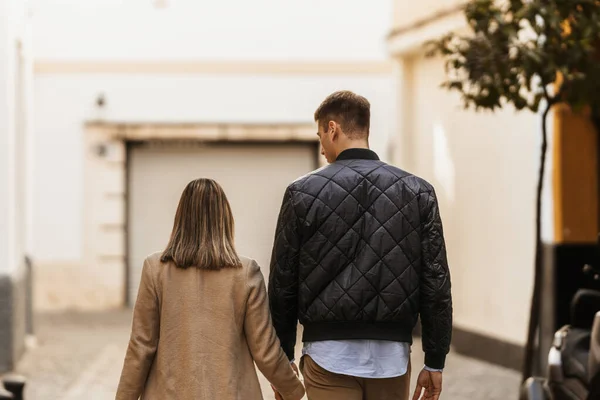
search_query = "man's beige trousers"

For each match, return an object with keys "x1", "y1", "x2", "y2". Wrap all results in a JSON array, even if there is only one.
[{"x1": 300, "y1": 355, "x2": 411, "y2": 400}]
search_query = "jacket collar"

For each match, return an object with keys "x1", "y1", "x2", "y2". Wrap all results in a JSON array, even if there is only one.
[{"x1": 336, "y1": 148, "x2": 380, "y2": 161}]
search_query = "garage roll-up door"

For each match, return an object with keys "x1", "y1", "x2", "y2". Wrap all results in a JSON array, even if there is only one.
[{"x1": 127, "y1": 142, "x2": 316, "y2": 304}]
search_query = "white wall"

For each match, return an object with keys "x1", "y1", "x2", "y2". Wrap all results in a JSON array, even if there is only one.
[
  {"x1": 31, "y1": 0, "x2": 392, "y2": 61},
  {"x1": 393, "y1": 0, "x2": 463, "y2": 30},
  {"x1": 0, "y1": 0, "x2": 12, "y2": 274},
  {"x1": 401, "y1": 52, "x2": 542, "y2": 346},
  {"x1": 30, "y1": 1, "x2": 396, "y2": 267},
  {"x1": 0, "y1": 0, "x2": 31, "y2": 275},
  {"x1": 33, "y1": 74, "x2": 395, "y2": 261}
]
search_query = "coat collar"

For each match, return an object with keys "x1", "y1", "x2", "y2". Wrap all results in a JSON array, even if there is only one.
[{"x1": 336, "y1": 148, "x2": 380, "y2": 161}]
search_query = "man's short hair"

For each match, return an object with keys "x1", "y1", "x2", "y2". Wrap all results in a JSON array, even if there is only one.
[{"x1": 314, "y1": 90, "x2": 370, "y2": 139}]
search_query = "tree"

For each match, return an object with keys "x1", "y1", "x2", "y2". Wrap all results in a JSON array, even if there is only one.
[{"x1": 427, "y1": 0, "x2": 600, "y2": 382}]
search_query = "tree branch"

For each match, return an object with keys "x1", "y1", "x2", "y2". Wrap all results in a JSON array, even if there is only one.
[{"x1": 542, "y1": 80, "x2": 562, "y2": 107}]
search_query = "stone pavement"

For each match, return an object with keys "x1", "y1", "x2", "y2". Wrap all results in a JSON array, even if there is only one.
[{"x1": 10, "y1": 311, "x2": 520, "y2": 399}]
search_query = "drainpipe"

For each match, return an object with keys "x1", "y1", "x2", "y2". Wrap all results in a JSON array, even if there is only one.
[{"x1": 24, "y1": 256, "x2": 32, "y2": 337}]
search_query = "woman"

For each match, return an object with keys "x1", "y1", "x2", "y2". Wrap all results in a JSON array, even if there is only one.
[{"x1": 116, "y1": 178, "x2": 304, "y2": 400}]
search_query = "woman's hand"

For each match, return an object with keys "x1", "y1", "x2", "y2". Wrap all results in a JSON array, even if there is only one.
[{"x1": 272, "y1": 362, "x2": 300, "y2": 399}]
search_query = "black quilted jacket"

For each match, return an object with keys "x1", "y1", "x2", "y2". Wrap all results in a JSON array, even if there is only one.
[{"x1": 268, "y1": 148, "x2": 452, "y2": 369}]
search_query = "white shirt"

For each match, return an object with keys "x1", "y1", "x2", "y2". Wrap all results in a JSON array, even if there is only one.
[{"x1": 302, "y1": 340, "x2": 442, "y2": 379}]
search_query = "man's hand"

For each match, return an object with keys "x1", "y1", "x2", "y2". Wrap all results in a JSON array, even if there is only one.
[
  {"x1": 412, "y1": 369, "x2": 442, "y2": 400},
  {"x1": 271, "y1": 362, "x2": 300, "y2": 400}
]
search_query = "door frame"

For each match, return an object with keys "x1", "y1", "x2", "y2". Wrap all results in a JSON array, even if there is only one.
[{"x1": 84, "y1": 122, "x2": 320, "y2": 308}]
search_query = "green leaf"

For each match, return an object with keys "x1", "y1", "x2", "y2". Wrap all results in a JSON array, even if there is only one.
[{"x1": 431, "y1": 0, "x2": 600, "y2": 113}]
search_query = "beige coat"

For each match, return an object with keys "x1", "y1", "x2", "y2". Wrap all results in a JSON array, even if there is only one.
[{"x1": 116, "y1": 252, "x2": 305, "y2": 400}]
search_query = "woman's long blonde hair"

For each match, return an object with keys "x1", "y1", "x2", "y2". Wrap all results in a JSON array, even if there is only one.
[{"x1": 161, "y1": 178, "x2": 241, "y2": 269}]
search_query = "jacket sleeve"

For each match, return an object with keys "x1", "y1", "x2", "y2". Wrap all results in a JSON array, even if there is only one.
[
  {"x1": 244, "y1": 260, "x2": 305, "y2": 400},
  {"x1": 268, "y1": 186, "x2": 301, "y2": 361},
  {"x1": 116, "y1": 258, "x2": 160, "y2": 399},
  {"x1": 419, "y1": 187, "x2": 453, "y2": 370}
]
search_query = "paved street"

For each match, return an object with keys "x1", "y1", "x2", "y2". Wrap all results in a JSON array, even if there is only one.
[{"x1": 11, "y1": 311, "x2": 520, "y2": 399}]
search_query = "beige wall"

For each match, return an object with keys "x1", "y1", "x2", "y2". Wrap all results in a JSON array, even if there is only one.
[
  {"x1": 392, "y1": 0, "x2": 465, "y2": 30},
  {"x1": 398, "y1": 52, "x2": 540, "y2": 346}
]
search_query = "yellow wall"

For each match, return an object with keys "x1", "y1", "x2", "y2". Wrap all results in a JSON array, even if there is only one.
[{"x1": 552, "y1": 104, "x2": 598, "y2": 243}]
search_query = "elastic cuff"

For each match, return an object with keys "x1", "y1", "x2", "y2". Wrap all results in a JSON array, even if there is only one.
[
  {"x1": 283, "y1": 345, "x2": 295, "y2": 361},
  {"x1": 280, "y1": 333, "x2": 296, "y2": 361},
  {"x1": 424, "y1": 352, "x2": 446, "y2": 370},
  {"x1": 424, "y1": 365, "x2": 443, "y2": 372}
]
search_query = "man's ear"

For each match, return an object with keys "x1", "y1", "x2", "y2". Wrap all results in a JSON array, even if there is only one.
[{"x1": 329, "y1": 121, "x2": 339, "y2": 141}]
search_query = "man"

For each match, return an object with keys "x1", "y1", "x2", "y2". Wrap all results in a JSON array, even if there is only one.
[{"x1": 269, "y1": 90, "x2": 452, "y2": 400}]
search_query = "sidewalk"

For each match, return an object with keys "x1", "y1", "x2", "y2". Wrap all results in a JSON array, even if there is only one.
[{"x1": 13, "y1": 311, "x2": 520, "y2": 399}]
